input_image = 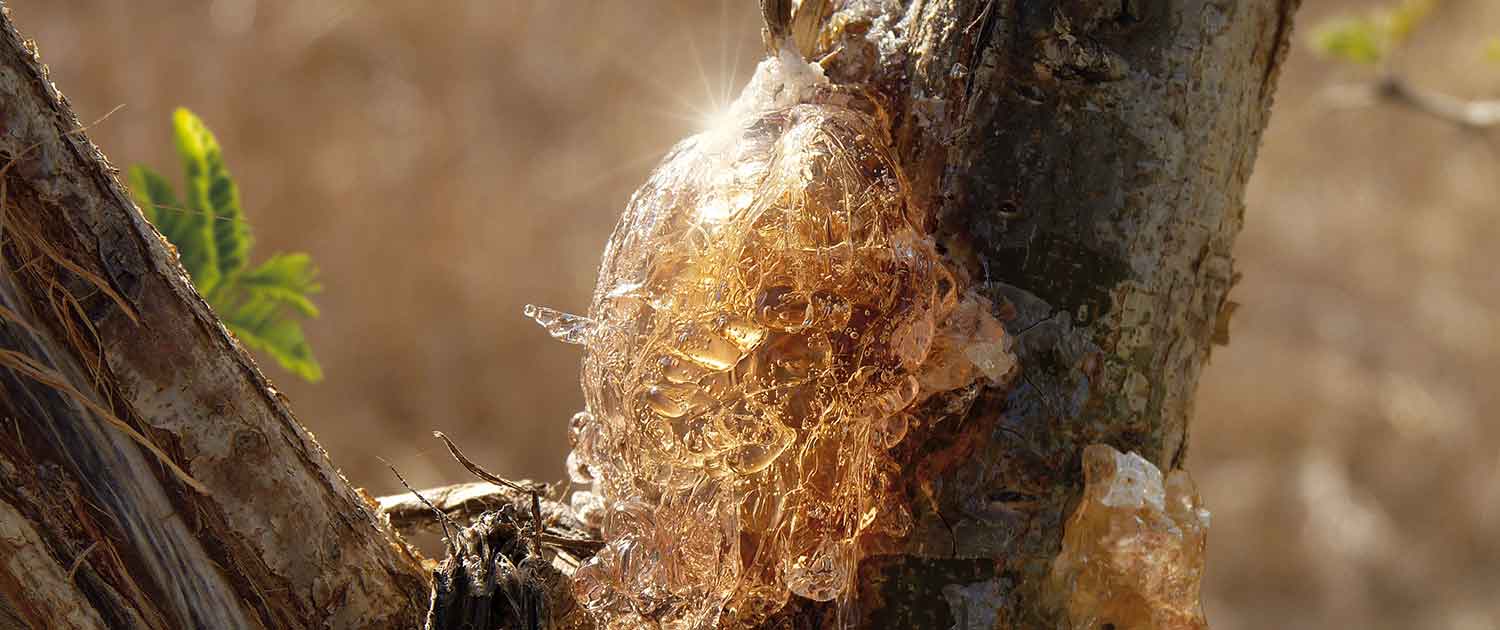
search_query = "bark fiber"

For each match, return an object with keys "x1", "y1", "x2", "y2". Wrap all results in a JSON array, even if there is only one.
[{"x1": 0, "y1": 5, "x2": 429, "y2": 629}]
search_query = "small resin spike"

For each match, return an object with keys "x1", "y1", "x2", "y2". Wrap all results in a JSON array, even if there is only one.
[
  {"x1": 523, "y1": 304, "x2": 594, "y2": 345},
  {"x1": 1050, "y1": 444, "x2": 1212, "y2": 630}
]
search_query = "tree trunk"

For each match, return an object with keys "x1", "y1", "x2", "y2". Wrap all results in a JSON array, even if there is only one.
[
  {"x1": 795, "y1": 1, "x2": 1299, "y2": 627},
  {"x1": 0, "y1": 0, "x2": 1298, "y2": 628},
  {"x1": 0, "y1": 7, "x2": 428, "y2": 629}
]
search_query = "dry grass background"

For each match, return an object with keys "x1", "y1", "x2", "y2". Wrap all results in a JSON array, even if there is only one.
[{"x1": 9, "y1": 1, "x2": 1499, "y2": 627}]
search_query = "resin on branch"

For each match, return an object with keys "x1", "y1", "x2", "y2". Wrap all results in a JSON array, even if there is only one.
[
  {"x1": 1050, "y1": 444, "x2": 1212, "y2": 630},
  {"x1": 528, "y1": 36, "x2": 1013, "y2": 630}
]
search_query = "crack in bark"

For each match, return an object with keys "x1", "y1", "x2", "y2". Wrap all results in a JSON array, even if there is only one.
[{"x1": 1261, "y1": 0, "x2": 1302, "y2": 104}]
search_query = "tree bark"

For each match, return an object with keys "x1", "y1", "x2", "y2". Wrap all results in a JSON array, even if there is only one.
[
  {"x1": 794, "y1": 1, "x2": 1299, "y2": 627},
  {"x1": 0, "y1": 5, "x2": 428, "y2": 629},
  {"x1": 0, "y1": 0, "x2": 1298, "y2": 628}
]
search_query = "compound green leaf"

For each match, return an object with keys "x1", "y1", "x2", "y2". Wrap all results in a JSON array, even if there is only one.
[
  {"x1": 173, "y1": 107, "x2": 251, "y2": 291},
  {"x1": 238, "y1": 253, "x2": 322, "y2": 318},
  {"x1": 131, "y1": 109, "x2": 325, "y2": 383}
]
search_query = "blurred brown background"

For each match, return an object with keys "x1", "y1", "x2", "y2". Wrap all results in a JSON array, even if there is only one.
[{"x1": 10, "y1": 1, "x2": 1498, "y2": 628}]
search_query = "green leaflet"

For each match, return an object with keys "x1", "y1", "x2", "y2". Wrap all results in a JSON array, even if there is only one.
[
  {"x1": 226, "y1": 304, "x2": 324, "y2": 383},
  {"x1": 131, "y1": 109, "x2": 324, "y2": 382},
  {"x1": 1312, "y1": 18, "x2": 1387, "y2": 65},
  {"x1": 127, "y1": 165, "x2": 177, "y2": 235},
  {"x1": 234, "y1": 253, "x2": 322, "y2": 318},
  {"x1": 1310, "y1": 0, "x2": 1436, "y2": 66},
  {"x1": 173, "y1": 108, "x2": 253, "y2": 295}
]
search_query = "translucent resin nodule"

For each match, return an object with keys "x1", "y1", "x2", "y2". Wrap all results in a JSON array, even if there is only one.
[
  {"x1": 529, "y1": 47, "x2": 1014, "y2": 629},
  {"x1": 1051, "y1": 445, "x2": 1212, "y2": 630}
]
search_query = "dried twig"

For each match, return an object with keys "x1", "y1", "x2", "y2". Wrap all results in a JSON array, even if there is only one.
[
  {"x1": 376, "y1": 481, "x2": 515, "y2": 533},
  {"x1": 66, "y1": 541, "x2": 99, "y2": 581},
  {"x1": 375, "y1": 480, "x2": 603, "y2": 556},
  {"x1": 381, "y1": 458, "x2": 462, "y2": 550},
  {"x1": 1323, "y1": 75, "x2": 1500, "y2": 129},
  {"x1": 433, "y1": 431, "x2": 538, "y2": 495},
  {"x1": 433, "y1": 432, "x2": 547, "y2": 558}
]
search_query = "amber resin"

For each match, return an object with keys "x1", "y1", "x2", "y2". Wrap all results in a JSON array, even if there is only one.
[
  {"x1": 528, "y1": 45, "x2": 1013, "y2": 629},
  {"x1": 1050, "y1": 445, "x2": 1212, "y2": 630}
]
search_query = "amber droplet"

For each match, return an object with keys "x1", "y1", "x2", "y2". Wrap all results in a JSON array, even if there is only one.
[
  {"x1": 531, "y1": 44, "x2": 1017, "y2": 629},
  {"x1": 1050, "y1": 445, "x2": 1211, "y2": 630}
]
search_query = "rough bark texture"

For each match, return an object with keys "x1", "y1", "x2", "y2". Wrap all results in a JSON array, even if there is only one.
[
  {"x1": 790, "y1": 0, "x2": 1299, "y2": 627},
  {"x1": 0, "y1": 5, "x2": 429, "y2": 629},
  {"x1": 0, "y1": 0, "x2": 1297, "y2": 628}
]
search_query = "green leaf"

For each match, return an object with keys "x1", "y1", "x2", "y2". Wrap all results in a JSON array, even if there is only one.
[
  {"x1": 225, "y1": 312, "x2": 324, "y2": 383},
  {"x1": 173, "y1": 108, "x2": 251, "y2": 290},
  {"x1": 1311, "y1": 0, "x2": 1437, "y2": 66},
  {"x1": 127, "y1": 165, "x2": 179, "y2": 237},
  {"x1": 237, "y1": 253, "x2": 322, "y2": 317},
  {"x1": 1312, "y1": 18, "x2": 1387, "y2": 65},
  {"x1": 1486, "y1": 37, "x2": 1500, "y2": 63},
  {"x1": 131, "y1": 108, "x2": 325, "y2": 384},
  {"x1": 1383, "y1": 0, "x2": 1436, "y2": 44},
  {"x1": 222, "y1": 252, "x2": 324, "y2": 382}
]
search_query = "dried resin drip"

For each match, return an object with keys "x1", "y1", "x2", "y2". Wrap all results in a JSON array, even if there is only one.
[
  {"x1": 530, "y1": 46, "x2": 1014, "y2": 629},
  {"x1": 1050, "y1": 445, "x2": 1212, "y2": 630},
  {"x1": 525, "y1": 304, "x2": 594, "y2": 345}
]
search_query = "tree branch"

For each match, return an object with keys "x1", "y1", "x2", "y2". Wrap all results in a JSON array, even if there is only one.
[
  {"x1": 0, "y1": 5, "x2": 428, "y2": 627},
  {"x1": 1379, "y1": 76, "x2": 1500, "y2": 128},
  {"x1": 1325, "y1": 75, "x2": 1500, "y2": 129},
  {"x1": 771, "y1": 0, "x2": 1302, "y2": 626},
  {"x1": 376, "y1": 480, "x2": 599, "y2": 555}
]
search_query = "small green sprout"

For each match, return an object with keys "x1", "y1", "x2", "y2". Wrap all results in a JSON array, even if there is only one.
[{"x1": 129, "y1": 108, "x2": 324, "y2": 382}]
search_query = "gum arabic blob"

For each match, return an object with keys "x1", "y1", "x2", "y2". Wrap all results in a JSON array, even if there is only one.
[
  {"x1": 528, "y1": 43, "x2": 1014, "y2": 630},
  {"x1": 1050, "y1": 444, "x2": 1213, "y2": 630}
]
